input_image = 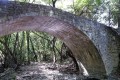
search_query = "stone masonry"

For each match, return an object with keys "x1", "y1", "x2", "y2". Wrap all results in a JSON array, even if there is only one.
[{"x1": 0, "y1": 1, "x2": 120, "y2": 78}]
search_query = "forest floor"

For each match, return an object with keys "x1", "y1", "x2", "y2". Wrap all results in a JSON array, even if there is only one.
[
  {"x1": 0, "y1": 62, "x2": 119, "y2": 80},
  {"x1": 15, "y1": 62, "x2": 86, "y2": 80},
  {"x1": 0, "y1": 62, "x2": 88, "y2": 80}
]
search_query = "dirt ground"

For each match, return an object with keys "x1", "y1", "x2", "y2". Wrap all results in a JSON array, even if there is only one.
[{"x1": 15, "y1": 62, "x2": 86, "y2": 80}]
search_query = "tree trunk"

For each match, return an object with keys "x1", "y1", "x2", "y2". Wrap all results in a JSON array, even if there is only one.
[
  {"x1": 0, "y1": 39, "x2": 17, "y2": 69},
  {"x1": 19, "y1": 31, "x2": 25, "y2": 64},
  {"x1": 52, "y1": 0, "x2": 57, "y2": 7},
  {"x1": 30, "y1": 36, "x2": 38, "y2": 61},
  {"x1": 117, "y1": 0, "x2": 120, "y2": 34},
  {"x1": 118, "y1": 16, "x2": 120, "y2": 34},
  {"x1": 26, "y1": 31, "x2": 30, "y2": 64},
  {"x1": 52, "y1": 37, "x2": 56, "y2": 63}
]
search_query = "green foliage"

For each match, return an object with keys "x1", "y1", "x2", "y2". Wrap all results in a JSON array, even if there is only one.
[
  {"x1": 71, "y1": 0, "x2": 101, "y2": 18},
  {"x1": 110, "y1": 0, "x2": 120, "y2": 25},
  {"x1": 41, "y1": 0, "x2": 51, "y2": 4},
  {"x1": 0, "y1": 31, "x2": 64, "y2": 66}
]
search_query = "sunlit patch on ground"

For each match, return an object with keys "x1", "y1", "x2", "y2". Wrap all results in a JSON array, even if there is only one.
[{"x1": 16, "y1": 62, "x2": 86, "y2": 80}]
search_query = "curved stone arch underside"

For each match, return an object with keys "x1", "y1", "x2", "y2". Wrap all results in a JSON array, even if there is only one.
[
  {"x1": 0, "y1": 1, "x2": 120, "y2": 76},
  {"x1": 0, "y1": 16, "x2": 106, "y2": 76}
]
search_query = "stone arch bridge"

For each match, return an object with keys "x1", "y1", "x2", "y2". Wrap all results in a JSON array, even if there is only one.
[{"x1": 0, "y1": 1, "x2": 120, "y2": 78}]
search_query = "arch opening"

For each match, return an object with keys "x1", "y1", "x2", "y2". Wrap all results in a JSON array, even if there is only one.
[{"x1": 0, "y1": 16, "x2": 106, "y2": 77}]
